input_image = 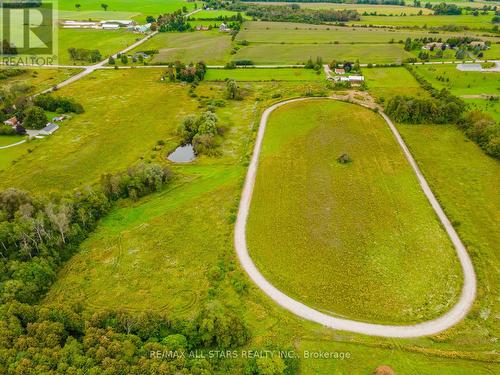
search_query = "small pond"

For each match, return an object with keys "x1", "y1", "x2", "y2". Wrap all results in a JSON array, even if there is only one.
[{"x1": 167, "y1": 144, "x2": 196, "y2": 163}]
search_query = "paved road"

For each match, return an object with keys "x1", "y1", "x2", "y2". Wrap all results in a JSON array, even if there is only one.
[
  {"x1": 234, "y1": 97, "x2": 477, "y2": 338},
  {"x1": 38, "y1": 31, "x2": 159, "y2": 94}
]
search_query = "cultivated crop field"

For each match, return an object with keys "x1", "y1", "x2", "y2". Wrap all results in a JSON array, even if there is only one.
[
  {"x1": 134, "y1": 31, "x2": 233, "y2": 65},
  {"x1": 246, "y1": 99, "x2": 462, "y2": 324}
]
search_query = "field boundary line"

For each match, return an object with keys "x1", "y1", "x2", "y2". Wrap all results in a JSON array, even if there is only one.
[{"x1": 234, "y1": 97, "x2": 476, "y2": 338}]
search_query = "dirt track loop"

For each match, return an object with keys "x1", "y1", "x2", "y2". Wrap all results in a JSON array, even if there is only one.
[{"x1": 234, "y1": 97, "x2": 477, "y2": 338}]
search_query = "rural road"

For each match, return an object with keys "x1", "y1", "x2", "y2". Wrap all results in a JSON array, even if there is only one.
[{"x1": 234, "y1": 97, "x2": 477, "y2": 338}]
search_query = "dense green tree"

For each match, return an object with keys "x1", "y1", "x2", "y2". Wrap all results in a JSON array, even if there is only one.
[{"x1": 23, "y1": 106, "x2": 47, "y2": 129}]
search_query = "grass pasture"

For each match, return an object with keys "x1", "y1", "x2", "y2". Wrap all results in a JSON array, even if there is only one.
[
  {"x1": 246, "y1": 99, "x2": 462, "y2": 324},
  {"x1": 0, "y1": 68, "x2": 79, "y2": 94},
  {"x1": 413, "y1": 64, "x2": 500, "y2": 96},
  {"x1": 134, "y1": 31, "x2": 233, "y2": 65},
  {"x1": 190, "y1": 10, "x2": 251, "y2": 20},
  {"x1": 237, "y1": 21, "x2": 487, "y2": 44},
  {"x1": 205, "y1": 68, "x2": 324, "y2": 81},
  {"x1": 0, "y1": 69, "x2": 198, "y2": 192},
  {"x1": 58, "y1": 28, "x2": 140, "y2": 65},
  {"x1": 465, "y1": 98, "x2": 500, "y2": 122},
  {"x1": 364, "y1": 66, "x2": 429, "y2": 100},
  {"x1": 234, "y1": 42, "x2": 411, "y2": 64},
  {"x1": 398, "y1": 123, "x2": 500, "y2": 339},
  {"x1": 352, "y1": 14, "x2": 495, "y2": 29},
  {"x1": 58, "y1": 0, "x2": 200, "y2": 21}
]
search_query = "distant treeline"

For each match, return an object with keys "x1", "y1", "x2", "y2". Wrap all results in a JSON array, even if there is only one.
[
  {"x1": 229, "y1": 3, "x2": 360, "y2": 23},
  {"x1": 239, "y1": 0, "x2": 406, "y2": 5},
  {"x1": 1, "y1": 0, "x2": 41, "y2": 8}
]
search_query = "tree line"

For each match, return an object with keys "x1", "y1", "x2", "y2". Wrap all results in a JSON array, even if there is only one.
[
  {"x1": 228, "y1": 3, "x2": 360, "y2": 23},
  {"x1": 385, "y1": 66, "x2": 499, "y2": 159},
  {"x1": 0, "y1": 161, "x2": 300, "y2": 373}
]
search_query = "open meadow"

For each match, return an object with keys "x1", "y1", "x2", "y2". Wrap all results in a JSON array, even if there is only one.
[
  {"x1": 363, "y1": 66, "x2": 429, "y2": 101},
  {"x1": 413, "y1": 64, "x2": 500, "y2": 96},
  {"x1": 352, "y1": 14, "x2": 495, "y2": 30},
  {"x1": 205, "y1": 67, "x2": 324, "y2": 81},
  {"x1": 57, "y1": 0, "x2": 200, "y2": 21},
  {"x1": 0, "y1": 68, "x2": 79, "y2": 94},
  {"x1": 246, "y1": 99, "x2": 462, "y2": 324},
  {"x1": 0, "y1": 69, "x2": 198, "y2": 192},
  {"x1": 235, "y1": 42, "x2": 411, "y2": 64},
  {"x1": 237, "y1": 21, "x2": 491, "y2": 44},
  {"x1": 134, "y1": 31, "x2": 233, "y2": 65},
  {"x1": 58, "y1": 28, "x2": 140, "y2": 65},
  {"x1": 1, "y1": 1, "x2": 500, "y2": 372}
]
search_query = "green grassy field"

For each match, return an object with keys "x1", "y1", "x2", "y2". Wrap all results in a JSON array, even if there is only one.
[
  {"x1": 246, "y1": 99, "x2": 461, "y2": 324},
  {"x1": 134, "y1": 31, "x2": 233, "y2": 64},
  {"x1": 205, "y1": 68, "x2": 324, "y2": 81},
  {"x1": 352, "y1": 14, "x2": 495, "y2": 29},
  {"x1": 412, "y1": 64, "x2": 500, "y2": 96},
  {"x1": 0, "y1": 69, "x2": 198, "y2": 192},
  {"x1": 234, "y1": 42, "x2": 411, "y2": 64},
  {"x1": 191, "y1": 9, "x2": 251, "y2": 19},
  {"x1": 0, "y1": 68, "x2": 79, "y2": 93},
  {"x1": 237, "y1": 21, "x2": 489, "y2": 44},
  {"x1": 41, "y1": 78, "x2": 327, "y2": 315},
  {"x1": 58, "y1": 28, "x2": 140, "y2": 65},
  {"x1": 364, "y1": 66, "x2": 429, "y2": 100},
  {"x1": 465, "y1": 98, "x2": 500, "y2": 122},
  {"x1": 249, "y1": 2, "x2": 434, "y2": 15},
  {"x1": 58, "y1": 0, "x2": 200, "y2": 21},
  {"x1": 12, "y1": 71, "x2": 497, "y2": 373},
  {"x1": 397, "y1": 123, "x2": 500, "y2": 341}
]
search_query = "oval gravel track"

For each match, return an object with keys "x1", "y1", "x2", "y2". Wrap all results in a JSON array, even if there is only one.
[{"x1": 234, "y1": 97, "x2": 477, "y2": 338}]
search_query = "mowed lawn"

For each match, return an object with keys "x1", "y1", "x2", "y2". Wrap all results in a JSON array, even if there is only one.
[
  {"x1": 135, "y1": 31, "x2": 233, "y2": 65},
  {"x1": 246, "y1": 99, "x2": 462, "y2": 324},
  {"x1": 234, "y1": 43, "x2": 411, "y2": 64},
  {"x1": 205, "y1": 68, "x2": 324, "y2": 81},
  {"x1": 412, "y1": 65, "x2": 500, "y2": 96},
  {"x1": 58, "y1": 28, "x2": 140, "y2": 65},
  {"x1": 0, "y1": 69, "x2": 198, "y2": 192},
  {"x1": 364, "y1": 66, "x2": 429, "y2": 100}
]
